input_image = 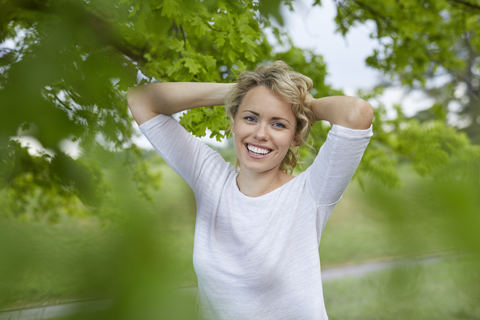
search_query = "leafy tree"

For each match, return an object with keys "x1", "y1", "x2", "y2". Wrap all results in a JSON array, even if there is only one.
[{"x1": 330, "y1": 0, "x2": 480, "y2": 143}]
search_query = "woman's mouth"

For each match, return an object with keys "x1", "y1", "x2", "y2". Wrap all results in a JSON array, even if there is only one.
[{"x1": 245, "y1": 143, "x2": 272, "y2": 158}]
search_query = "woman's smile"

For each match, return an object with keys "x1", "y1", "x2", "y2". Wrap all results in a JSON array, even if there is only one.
[{"x1": 245, "y1": 143, "x2": 272, "y2": 157}]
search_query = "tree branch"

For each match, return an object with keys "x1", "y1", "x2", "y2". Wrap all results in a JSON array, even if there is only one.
[
  {"x1": 86, "y1": 12, "x2": 147, "y2": 64},
  {"x1": 447, "y1": 0, "x2": 480, "y2": 11},
  {"x1": 205, "y1": 22, "x2": 224, "y2": 32},
  {"x1": 351, "y1": 0, "x2": 392, "y2": 24},
  {"x1": 342, "y1": 0, "x2": 398, "y2": 36},
  {"x1": 14, "y1": 0, "x2": 148, "y2": 64},
  {"x1": 178, "y1": 25, "x2": 187, "y2": 47}
]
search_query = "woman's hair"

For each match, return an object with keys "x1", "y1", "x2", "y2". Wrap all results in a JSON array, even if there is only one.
[{"x1": 225, "y1": 60, "x2": 315, "y2": 173}]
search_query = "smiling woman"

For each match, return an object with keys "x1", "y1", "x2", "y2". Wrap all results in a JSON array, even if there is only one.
[{"x1": 127, "y1": 61, "x2": 373, "y2": 320}]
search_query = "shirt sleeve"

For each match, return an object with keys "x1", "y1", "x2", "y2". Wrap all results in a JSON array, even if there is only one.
[
  {"x1": 139, "y1": 114, "x2": 230, "y2": 192},
  {"x1": 306, "y1": 123, "x2": 373, "y2": 207}
]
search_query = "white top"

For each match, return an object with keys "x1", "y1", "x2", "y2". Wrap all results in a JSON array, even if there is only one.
[{"x1": 140, "y1": 114, "x2": 373, "y2": 320}]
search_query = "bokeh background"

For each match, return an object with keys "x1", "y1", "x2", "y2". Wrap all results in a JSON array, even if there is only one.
[{"x1": 1, "y1": 0, "x2": 479, "y2": 319}]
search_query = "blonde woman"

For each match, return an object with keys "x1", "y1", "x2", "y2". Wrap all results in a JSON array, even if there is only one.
[{"x1": 128, "y1": 61, "x2": 373, "y2": 320}]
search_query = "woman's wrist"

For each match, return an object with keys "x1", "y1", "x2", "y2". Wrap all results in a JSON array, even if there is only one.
[{"x1": 213, "y1": 83, "x2": 235, "y2": 106}]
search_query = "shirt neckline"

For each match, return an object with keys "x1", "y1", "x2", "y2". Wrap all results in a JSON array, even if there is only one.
[{"x1": 232, "y1": 170, "x2": 307, "y2": 201}]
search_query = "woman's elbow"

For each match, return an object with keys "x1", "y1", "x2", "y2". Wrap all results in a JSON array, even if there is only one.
[
  {"x1": 127, "y1": 87, "x2": 158, "y2": 125},
  {"x1": 349, "y1": 99, "x2": 374, "y2": 129},
  {"x1": 127, "y1": 87, "x2": 145, "y2": 110}
]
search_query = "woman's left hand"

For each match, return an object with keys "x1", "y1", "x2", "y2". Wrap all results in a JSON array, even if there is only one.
[{"x1": 305, "y1": 92, "x2": 314, "y2": 109}]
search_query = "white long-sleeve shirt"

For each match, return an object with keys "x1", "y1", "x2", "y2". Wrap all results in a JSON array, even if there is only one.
[{"x1": 140, "y1": 114, "x2": 373, "y2": 320}]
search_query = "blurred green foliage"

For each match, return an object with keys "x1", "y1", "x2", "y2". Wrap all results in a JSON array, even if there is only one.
[{"x1": 0, "y1": 153, "x2": 198, "y2": 319}]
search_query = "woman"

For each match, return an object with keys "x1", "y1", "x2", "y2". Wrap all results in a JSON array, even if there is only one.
[{"x1": 127, "y1": 61, "x2": 373, "y2": 320}]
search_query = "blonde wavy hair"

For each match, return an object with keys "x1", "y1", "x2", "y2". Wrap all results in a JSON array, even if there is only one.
[{"x1": 225, "y1": 61, "x2": 315, "y2": 173}]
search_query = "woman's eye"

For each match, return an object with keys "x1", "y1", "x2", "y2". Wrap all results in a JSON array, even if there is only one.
[
  {"x1": 244, "y1": 116, "x2": 255, "y2": 122},
  {"x1": 273, "y1": 122, "x2": 286, "y2": 129}
]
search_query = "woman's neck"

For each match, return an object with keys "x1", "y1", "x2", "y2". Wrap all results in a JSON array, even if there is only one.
[{"x1": 236, "y1": 167, "x2": 294, "y2": 197}]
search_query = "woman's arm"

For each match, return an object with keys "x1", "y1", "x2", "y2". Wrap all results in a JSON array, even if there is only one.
[
  {"x1": 307, "y1": 95, "x2": 374, "y2": 130},
  {"x1": 127, "y1": 82, "x2": 235, "y2": 125}
]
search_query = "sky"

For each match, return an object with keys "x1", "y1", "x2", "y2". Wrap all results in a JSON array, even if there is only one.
[
  {"x1": 280, "y1": 0, "x2": 381, "y2": 91},
  {"x1": 281, "y1": 0, "x2": 433, "y2": 114}
]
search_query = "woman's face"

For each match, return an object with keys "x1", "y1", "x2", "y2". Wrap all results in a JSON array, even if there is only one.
[{"x1": 232, "y1": 85, "x2": 296, "y2": 176}]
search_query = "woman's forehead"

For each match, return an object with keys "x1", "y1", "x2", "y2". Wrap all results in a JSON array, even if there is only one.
[{"x1": 238, "y1": 86, "x2": 294, "y2": 119}]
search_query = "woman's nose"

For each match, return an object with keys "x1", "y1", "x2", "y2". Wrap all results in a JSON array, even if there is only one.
[{"x1": 254, "y1": 123, "x2": 268, "y2": 140}]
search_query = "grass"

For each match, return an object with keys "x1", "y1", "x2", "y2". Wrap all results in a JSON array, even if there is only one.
[
  {"x1": 320, "y1": 183, "x2": 456, "y2": 266},
  {"x1": 40, "y1": 258, "x2": 480, "y2": 320},
  {"x1": 324, "y1": 257, "x2": 480, "y2": 319}
]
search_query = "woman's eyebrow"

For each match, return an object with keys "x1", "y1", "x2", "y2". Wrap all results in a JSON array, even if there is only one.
[
  {"x1": 243, "y1": 109, "x2": 291, "y2": 125},
  {"x1": 243, "y1": 109, "x2": 260, "y2": 116}
]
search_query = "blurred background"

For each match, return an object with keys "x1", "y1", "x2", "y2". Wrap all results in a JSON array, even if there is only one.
[{"x1": 0, "y1": 0, "x2": 479, "y2": 319}]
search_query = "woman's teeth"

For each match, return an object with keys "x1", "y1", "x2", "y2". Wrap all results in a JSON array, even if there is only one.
[{"x1": 247, "y1": 144, "x2": 271, "y2": 155}]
